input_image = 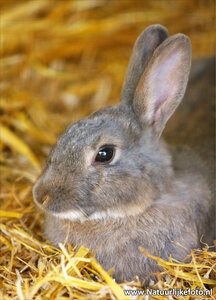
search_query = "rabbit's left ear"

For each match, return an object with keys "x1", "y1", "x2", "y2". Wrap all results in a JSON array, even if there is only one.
[
  {"x1": 133, "y1": 34, "x2": 191, "y2": 136},
  {"x1": 120, "y1": 24, "x2": 168, "y2": 105}
]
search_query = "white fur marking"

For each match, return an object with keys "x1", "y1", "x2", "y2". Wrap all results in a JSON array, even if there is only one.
[
  {"x1": 53, "y1": 210, "x2": 85, "y2": 222},
  {"x1": 52, "y1": 201, "x2": 146, "y2": 222},
  {"x1": 89, "y1": 209, "x2": 126, "y2": 220},
  {"x1": 52, "y1": 208, "x2": 127, "y2": 222}
]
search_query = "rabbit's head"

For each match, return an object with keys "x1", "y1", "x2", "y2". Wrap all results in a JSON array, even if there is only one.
[{"x1": 33, "y1": 25, "x2": 191, "y2": 221}]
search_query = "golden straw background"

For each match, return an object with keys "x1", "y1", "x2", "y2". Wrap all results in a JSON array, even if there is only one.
[{"x1": 0, "y1": 0, "x2": 215, "y2": 299}]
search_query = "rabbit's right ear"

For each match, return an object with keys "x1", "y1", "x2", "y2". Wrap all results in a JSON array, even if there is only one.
[
  {"x1": 132, "y1": 34, "x2": 192, "y2": 137},
  {"x1": 120, "y1": 24, "x2": 168, "y2": 105}
]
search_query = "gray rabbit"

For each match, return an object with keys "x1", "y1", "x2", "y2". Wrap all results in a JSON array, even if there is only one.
[{"x1": 33, "y1": 24, "x2": 215, "y2": 283}]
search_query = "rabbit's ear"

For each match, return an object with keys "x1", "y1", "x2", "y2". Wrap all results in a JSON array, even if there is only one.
[
  {"x1": 133, "y1": 34, "x2": 191, "y2": 136},
  {"x1": 120, "y1": 24, "x2": 168, "y2": 105}
]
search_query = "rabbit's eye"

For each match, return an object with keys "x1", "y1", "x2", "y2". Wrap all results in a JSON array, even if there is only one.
[{"x1": 94, "y1": 145, "x2": 115, "y2": 164}]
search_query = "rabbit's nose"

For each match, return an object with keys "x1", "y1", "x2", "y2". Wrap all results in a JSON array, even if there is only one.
[
  {"x1": 33, "y1": 182, "x2": 51, "y2": 209},
  {"x1": 34, "y1": 191, "x2": 51, "y2": 208},
  {"x1": 41, "y1": 194, "x2": 50, "y2": 207}
]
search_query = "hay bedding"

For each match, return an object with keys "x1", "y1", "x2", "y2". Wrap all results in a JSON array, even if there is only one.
[{"x1": 0, "y1": 0, "x2": 215, "y2": 299}]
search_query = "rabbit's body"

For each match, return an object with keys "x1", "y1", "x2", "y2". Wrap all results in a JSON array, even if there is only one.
[
  {"x1": 165, "y1": 56, "x2": 215, "y2": 245},
  {"x1": 33, "y1": 25, "x2": 215, "y2": 283}
]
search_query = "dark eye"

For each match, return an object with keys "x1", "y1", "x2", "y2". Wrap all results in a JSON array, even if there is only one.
[{"x1": 95, "y1": 145, "x2": 115, "y2": 164}]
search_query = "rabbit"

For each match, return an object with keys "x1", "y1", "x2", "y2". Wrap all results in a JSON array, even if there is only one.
[{"x1": 33, "y1": 24, "x2": 215, "y2": 283}]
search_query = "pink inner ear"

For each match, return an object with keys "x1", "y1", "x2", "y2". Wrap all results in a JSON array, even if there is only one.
[
  {"x1": 153, "y1": 92, "x2": 168, "y2": 121},
  {"x1": 152, "y1": 50, "x2": 182, "y2": 122}
]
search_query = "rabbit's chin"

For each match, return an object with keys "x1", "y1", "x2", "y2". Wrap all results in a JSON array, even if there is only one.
[{"x1": 50, "y1": 202, "x2": 149, "y2": 223}]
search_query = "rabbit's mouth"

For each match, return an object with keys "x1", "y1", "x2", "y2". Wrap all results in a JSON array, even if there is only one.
[{"x1": 34, "y1": 193, "x2": 88, "y2": 222}]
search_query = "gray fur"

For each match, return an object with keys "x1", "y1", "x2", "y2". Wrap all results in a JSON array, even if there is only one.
[{"x1": 33, "y1": 25, "x2": 215, "y2": 284}]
